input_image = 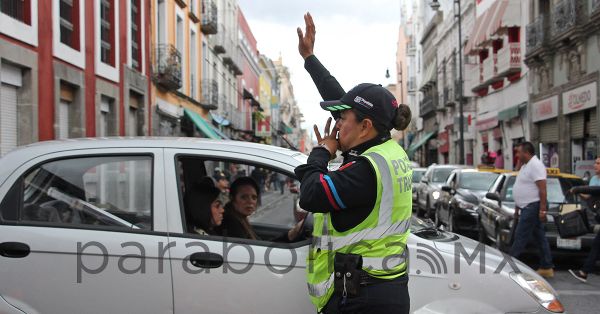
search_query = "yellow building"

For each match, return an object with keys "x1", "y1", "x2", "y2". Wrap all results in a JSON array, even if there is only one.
[
  {"x1": 257, "y1": 55, "x2": 277, "y2": 143},
  {"x1": 150, "y1": 0, "x2": 224, "y2": 138}
]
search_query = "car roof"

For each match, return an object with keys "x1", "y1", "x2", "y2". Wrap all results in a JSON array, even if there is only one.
[
  {"x1": 500, "y1": 171, "x2": 582, "y2": 180},
  {"x1": 0, "y1": 138, "x2": 306, "y2": 182}
]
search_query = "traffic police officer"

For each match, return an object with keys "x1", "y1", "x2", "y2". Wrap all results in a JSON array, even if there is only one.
[{"x1": 295, "y1": 13, "x2": 413, "y2": 314}]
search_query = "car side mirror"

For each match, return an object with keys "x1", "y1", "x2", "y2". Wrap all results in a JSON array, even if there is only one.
[
  {"x1": 486, "y1": 192, "x2": 501, "y2": 204},
  {"x1": 441, "y1": 186, "x2": 453, "y2": 193},
  {"x1": 421, "y1": 178, "x2": 428, "y2": 184}
]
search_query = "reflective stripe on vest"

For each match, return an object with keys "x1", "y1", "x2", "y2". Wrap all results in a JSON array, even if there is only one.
[{"x1": 306, "y1": 140, "x2": 412, "y2": 310}]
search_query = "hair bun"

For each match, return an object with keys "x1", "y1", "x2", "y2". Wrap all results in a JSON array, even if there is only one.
[{"x1": 393, "y1": 104, "x2": 411, "y2": 131}]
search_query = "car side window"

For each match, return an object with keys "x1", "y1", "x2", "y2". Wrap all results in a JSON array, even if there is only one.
[
  {"x1": 15, "y1": 156, "x2": 153, "y2": 230},
  {"x1": 501, "y1": 177, "x2": 516, "y2": 202},
  {"x1": 177, "y1": 156, "x2": 304, "y2": 243}
]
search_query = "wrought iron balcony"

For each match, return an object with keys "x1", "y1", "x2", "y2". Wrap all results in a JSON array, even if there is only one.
[
  {"x1": 209, "y1": 24, "x2": 227, "y2": 54},
  {"x1": 550, "y1": 0, "x2": 585, "y2": 39},
  {"x1": 153, "y1": 44, "x2": 182, "y2": 90},
  {"x1": 201, "y1": 0, "x2": 218, "y2": 34},
  {"x1": 224, "y1": 42, "x2": 243, "y2": 75},
  {"x1": 420, "y1": 95, "x2": 437, "y2": 117},
  {"x1": 526, "y1": 15, "x2": 548, "y2": 55},
  {"x1": 443, "y1": 87, "x2": 455, "y2": 107},
  {"x1": 201, "y1": 79, "x2": 219, "y2": 109},
  {"x1": 496, "y1": 42, "x2": 521, "y2": 77}
]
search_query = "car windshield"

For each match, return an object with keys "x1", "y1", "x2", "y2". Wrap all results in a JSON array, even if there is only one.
[
  {"x1": 459, "y1": 172, "x2": 499, "y2": 191},
  {"x1": 432, "y1": 168, "x2": 454, "y2": 183},
  {"x1": 413, "y1": 170, "x2": 425, "y2": 183},
  {"x1": 504, "y1": 177, "x2": 573, "y2": 204}
]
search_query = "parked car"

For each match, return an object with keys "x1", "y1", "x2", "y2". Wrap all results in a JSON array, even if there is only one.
[
  {"x1": 416, "y1": 164, "x2": 466, "y2": 217},
  {"x1": 412, "y1": 167, "x2": 427, "y2": 210},
  {"x1": 0, "y1": 139, "x2": 564, "y2": 313},
  {"x1": 435, "y1": 169, "x2": 500, "y2": 235},
  {"x1": 478, "y1": 168, "x2": 594, "y2": 255}
]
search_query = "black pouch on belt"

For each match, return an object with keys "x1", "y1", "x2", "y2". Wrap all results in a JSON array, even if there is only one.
[{"x1": 333, "y1": 253, "x2": 363, "y2": 298}]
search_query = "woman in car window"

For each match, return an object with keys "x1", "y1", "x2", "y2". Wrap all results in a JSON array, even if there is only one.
[
  {"x1": 218, "y1": 177, "x2": 304, "y2": 241},
  {"x1": 185, "y1": 177, "x2": 226, "y2": 235}
]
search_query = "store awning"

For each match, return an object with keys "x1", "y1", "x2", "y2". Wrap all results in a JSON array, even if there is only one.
[
  {"x1": 184, "y1": 109, "x2": 225, "y2": 140},
  {"x1": 498, "y1": 102, "x2": 527, "y2": 121},
  {"x1": 419, "y1": 62, "x2": 437, "y2": 91},
  {"x1": 407, "y1": 132, "x2": 436, "y2": 159},
  {"x1": 465, "y1": 8, "x2": 495, "y2": 55},
  {"x1": 211, "y1": 113, "x2": 230, "y2": 127},
  {"x1": 280, "y1": 122, "x2": 293, "y2": 134},
  {"x1": 489, "y1": 0, "x2": 521, "y2": 37}
]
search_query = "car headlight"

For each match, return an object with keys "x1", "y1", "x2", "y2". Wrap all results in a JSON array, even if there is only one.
[
  {"x1": 510, "y1": 272, "x2": 564, "y2": 313},
  {"x1": 432, "y1": 191, "x2": 441, "y2": 200},
  {"x1": 456, "y1": 199, "x2": 475, "y2": 210}
]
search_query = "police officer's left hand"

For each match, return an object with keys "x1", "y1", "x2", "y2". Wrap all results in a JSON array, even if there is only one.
[{"x1": 314, "y1": 117, "x2": 339, "y2": 159}]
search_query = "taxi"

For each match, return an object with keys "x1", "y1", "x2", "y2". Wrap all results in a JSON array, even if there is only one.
[{"x1": 478, "y1": 167, "x2": 593, "y2": 254}]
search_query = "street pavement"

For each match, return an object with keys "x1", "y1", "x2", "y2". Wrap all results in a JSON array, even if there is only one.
[{"x1": 251, "y1": 192, "x2": 600, "y2": 313}]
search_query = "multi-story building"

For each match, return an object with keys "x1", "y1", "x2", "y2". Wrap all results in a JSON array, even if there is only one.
[
  {"x1": 150, "y1": 0, "x2": 226, "y2": 139},
  {"x1": 258, "y1": 54, "x2": 280, "y2": 145},
  {"x1": 429, "y1": 0, "x2": 477, "y2": 165},
  {"x1": 464, "y1": 0, "x2": 529, "y2": 170},
  {"x1": 275, "y1": 57, "x2": 303, "y2": 150},
  {"x1": 525, "y1": 0, "x2": 599, "y2": 173},
  {"x1": 0, "y1": 0, "x2": 152, "y2": 157},
  {"x1": 237, "y1": 8, "x2": 260, "y2": 141},
  {"x1": 416, "y1": 4, "x2": 442, "y2": 166}
]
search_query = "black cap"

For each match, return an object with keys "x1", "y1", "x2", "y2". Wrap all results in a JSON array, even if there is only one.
[{"x1": 320, "y1": 83, "x2": 398, "y2": 131}]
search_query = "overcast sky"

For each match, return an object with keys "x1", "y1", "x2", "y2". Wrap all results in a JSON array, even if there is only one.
[{"x1": 237, "y1": 0, "x2": 402, "y2": 140}]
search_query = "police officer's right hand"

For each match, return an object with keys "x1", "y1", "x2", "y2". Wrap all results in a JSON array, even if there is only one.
[
  {"x1": 297, "y1": 12, "x2": 316, "y2": 59},
  {"x1": 314, "y1": 117, "x2": 339, "y2": 160}
]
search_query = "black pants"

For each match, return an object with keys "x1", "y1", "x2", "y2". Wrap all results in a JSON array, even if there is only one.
[
  {"x1": 321, "y1": 275, "x2": 410, "y2": 314},
  {"x1": 583, "y1": 231, "x2": 600, "y2": 274}
]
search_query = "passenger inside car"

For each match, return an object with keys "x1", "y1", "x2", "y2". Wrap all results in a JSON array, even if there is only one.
[
  {"x1": 217, "y1": 177, "x2": 305, "y2": 242},
  {"x1": 184, "y1": 177, "x2": 226, "y2": 235}
]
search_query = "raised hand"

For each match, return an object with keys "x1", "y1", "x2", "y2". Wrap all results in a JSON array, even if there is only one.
[
  {"x1": 297, "y1": 12, "x2": 316, "y2": 60},
  {"x1": 314, "y1": 117, "x2": 339, "y2": 159}
]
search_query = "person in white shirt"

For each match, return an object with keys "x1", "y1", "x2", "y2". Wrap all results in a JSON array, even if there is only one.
[{"x1": 511, "y1": 142, "x2": 554, "y2": 278}]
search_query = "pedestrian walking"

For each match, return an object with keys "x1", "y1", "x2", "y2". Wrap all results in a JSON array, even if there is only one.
[
  {"x1": 510, "y1": 142, "x2": 554, "y2": 278},
  {"x1": 569, "y1": 157, "x2": 600, "y2": 282}
]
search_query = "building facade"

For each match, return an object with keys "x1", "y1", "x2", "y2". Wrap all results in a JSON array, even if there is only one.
[
  {"x1": 0, "y1": 0, "x2": 152, "y2": 157},
  {"x1": 525, "y1": 0, "x2": 600, "y2": 173}
]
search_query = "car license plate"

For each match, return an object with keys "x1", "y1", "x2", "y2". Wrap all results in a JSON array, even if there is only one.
[{"x1": 557, "y1": 237, "x2": 581, "y2": 250}]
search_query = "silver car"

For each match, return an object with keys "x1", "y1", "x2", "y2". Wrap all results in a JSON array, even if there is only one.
[{"x1": 0, "y1": 138, "x2": 564, "y2": 314}]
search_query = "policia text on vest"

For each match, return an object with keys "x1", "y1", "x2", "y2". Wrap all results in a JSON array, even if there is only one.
[{"x1": 305, "y1": 141, "x2": 412, "y2": 312}]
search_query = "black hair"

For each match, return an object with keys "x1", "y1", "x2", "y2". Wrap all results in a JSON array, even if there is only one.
[
  {"x1": 519, "y1": 142, "x2": 536, "y2": 156},
  {"x1": 229, "y1": 177, "x2": 260, "y2": 200},
  {"x1": 185, "y1": 177, "x2": 220, "y2": 232},
  {"x1": 351, "y1": 104, "x2": 411, "y2": 135}
]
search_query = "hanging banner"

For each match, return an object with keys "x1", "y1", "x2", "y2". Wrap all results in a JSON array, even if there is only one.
[{"x1": 255, "y1": 116, "x2": 271, "y2": 138}]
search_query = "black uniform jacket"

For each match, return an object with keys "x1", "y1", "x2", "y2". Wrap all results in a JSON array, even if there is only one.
[{"x1": 295, "y1": 55, "x2": 390, "y2": 232}]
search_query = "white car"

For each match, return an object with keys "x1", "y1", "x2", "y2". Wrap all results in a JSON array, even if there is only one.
[{"x1": 0, "y1": 138, "x2": 564, "y2": 314}]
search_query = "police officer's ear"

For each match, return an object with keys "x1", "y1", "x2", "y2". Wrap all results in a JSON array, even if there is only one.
[{"x1": 360, "y1": 118, "x2": 375, "y2": 134}]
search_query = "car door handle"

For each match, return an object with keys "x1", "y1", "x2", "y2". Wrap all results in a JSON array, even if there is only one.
[
  {"x1": 0, "y1": 242, "x2": 30, "y2": 258},
  {"x1": 189, "y1": 252, "x2": 223, "y2": 269}
]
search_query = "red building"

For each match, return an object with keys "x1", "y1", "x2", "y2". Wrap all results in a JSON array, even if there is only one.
[
  {"x1": 237, "y1": 9, "x2": 260, "y2": 137},
  {"x1": 0, "y1": 0, "x2": 151, "y2": 156}
]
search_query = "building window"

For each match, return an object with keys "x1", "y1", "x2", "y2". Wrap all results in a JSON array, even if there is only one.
[
  {"x1": 100, "y1": 0, "x2": 115, "y2": 66},
  {"x1": 128, "y1": 91, "x2": 143, "y2": 136},
  {"x1": 58, "y1": 83, "x2": 76, "y2": 139},
  {"x1": 60, "y1": 0, "x2": 80, "y2": 50},
  {"x1": 190, "y1": 29, "x2": 197, "y2": 98},
  {"x1": 99, "y1": 95, "x2": 116, "y2": 137},
  {"x1": 0, "y1": 0, "x2": 31, "y2": 24},
  {"x1": 131, "y1": 0, "x2": 141, "y2": 71},
  {"x1": 176, "y1": 14, "x2": 184, "y2": 91}
]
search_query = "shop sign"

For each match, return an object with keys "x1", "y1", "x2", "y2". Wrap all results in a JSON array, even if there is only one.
[
  {"x1": 563, "y1": 82, "x2": 597, "y2": 115},
  {"x1": 531, "y1": 96, "x2": 559, "y2": 122}
]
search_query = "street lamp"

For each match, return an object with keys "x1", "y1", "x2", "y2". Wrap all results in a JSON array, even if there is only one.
[{"x1": 430, "y1": 0, "x2": 465, "y2": 165}]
